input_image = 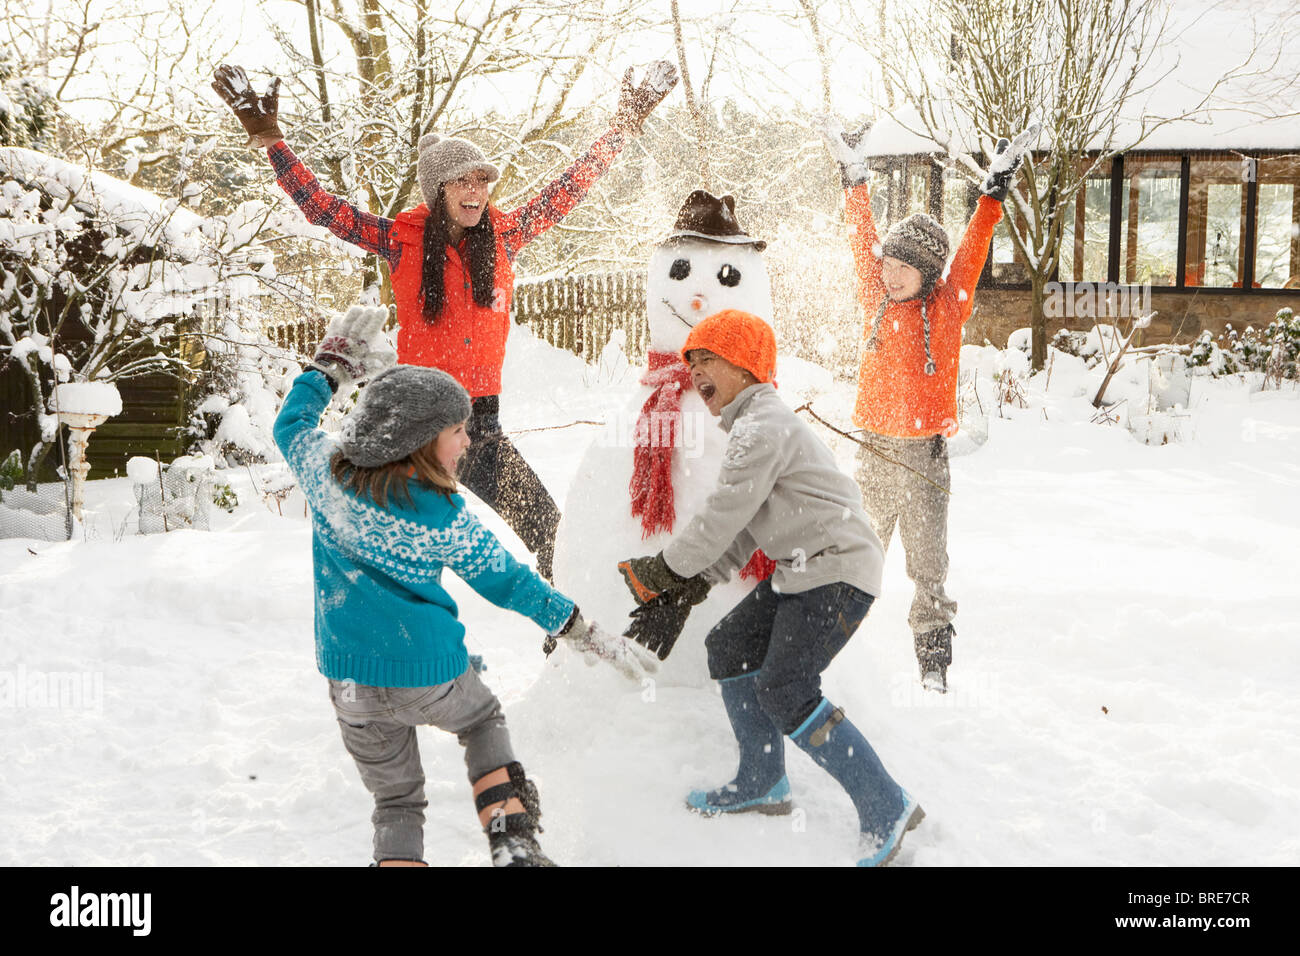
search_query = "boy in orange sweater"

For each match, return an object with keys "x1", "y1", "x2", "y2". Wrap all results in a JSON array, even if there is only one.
[{"x1": 821, "y1": 118, "x2": 1033, "y2": 692}]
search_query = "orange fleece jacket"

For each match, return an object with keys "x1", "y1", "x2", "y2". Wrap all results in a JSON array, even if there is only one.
[{"x1": 848, "y1": 187, "x2": 1003, "y2": 437}]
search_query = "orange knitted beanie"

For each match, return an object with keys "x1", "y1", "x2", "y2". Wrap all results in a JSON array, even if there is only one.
[{"x1": 680, "y1": 309, "x2": 777, "y2": 383}]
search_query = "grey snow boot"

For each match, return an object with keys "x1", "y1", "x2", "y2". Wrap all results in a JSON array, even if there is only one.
[{"x1": 915, "y1": 624, "x2": 954, "y2": 693}]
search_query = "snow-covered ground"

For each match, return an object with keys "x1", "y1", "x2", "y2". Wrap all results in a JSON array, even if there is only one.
[{"x1": 2, "y1": 328, "x2": 1298, "y2": 866}]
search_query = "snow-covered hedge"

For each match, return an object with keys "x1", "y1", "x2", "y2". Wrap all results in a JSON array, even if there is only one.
[{"x1": 1188, "y1": 308, "x2": 1299, "y2": 381}]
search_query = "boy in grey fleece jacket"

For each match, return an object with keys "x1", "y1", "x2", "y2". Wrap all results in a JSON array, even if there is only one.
[{"x1": 617, "y1": 308, "x2": 924, "y2": 867}]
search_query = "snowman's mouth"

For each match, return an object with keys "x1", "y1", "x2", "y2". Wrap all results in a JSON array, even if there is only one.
[{"x1": 662, "y1": 299, "x2": 695, "y2": 329}]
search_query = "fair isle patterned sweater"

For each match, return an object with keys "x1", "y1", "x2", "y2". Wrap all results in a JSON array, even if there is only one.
[{"x1": 273, "y1": 370, "x2": 575, "y2": 687}]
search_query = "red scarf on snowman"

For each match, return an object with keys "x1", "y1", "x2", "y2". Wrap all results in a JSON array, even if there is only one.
[{"x1": 629, "y1": 350, "x2": 775, "y2": 581}]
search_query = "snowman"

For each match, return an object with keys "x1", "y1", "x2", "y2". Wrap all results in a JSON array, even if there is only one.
[{"x1": 553, "y1": 190, "x2": 774, "y2": 684}]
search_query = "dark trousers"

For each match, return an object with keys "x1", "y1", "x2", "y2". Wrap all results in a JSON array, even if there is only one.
[
  {"x1": 705, "y1": 580, "x2": 875, "y2": 734},
  {"x1": 457, "y1": 395, "x2": 560, "y2": 580}
]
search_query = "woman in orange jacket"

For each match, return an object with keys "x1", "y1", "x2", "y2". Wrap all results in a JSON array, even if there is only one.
[
  {"x1": 821, "y1": 118, "x2": 1033, "y2": 692},
  {"x1": 214, "y1": 62, "x2": 677, "y2": 580}
]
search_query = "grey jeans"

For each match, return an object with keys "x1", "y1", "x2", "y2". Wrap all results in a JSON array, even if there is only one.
[
  {"x1": 327, "y1": 667, "x2": 515, "y2": 864},
  {"x1": 855, "y1": 433, "x2": 957, "y2": 637}
]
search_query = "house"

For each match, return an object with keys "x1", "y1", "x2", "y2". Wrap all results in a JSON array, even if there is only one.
[{"x1": 853, "y1": 3, "x2": 1300, "y2": 348}]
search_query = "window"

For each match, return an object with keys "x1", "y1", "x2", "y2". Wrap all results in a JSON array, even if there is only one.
[
  {"x1": 1184, "y1": 156, "x2": 1246, "y2": 287},
  {"x1": 940, "y1": 166, "x2": 975, "y2": 254},
  {"x1": 1120, "y1": 155, "x2": 1182, "y2": 286},
  {"x1": 1254, "y1": 156, "x2": 1300, "y2": 289},
  {"x1": 990, "y1": 222, "x2": 1023, "y2": 283},
  {"x1": 905, "y1": 162, "x2": 931, "y2": 220},
  {"x1": 866, "y1": 160, "x2": 896, "y2": 228},
  {"x1": 1057, "y1": 158, "x2": 1113, "y2": 282}
]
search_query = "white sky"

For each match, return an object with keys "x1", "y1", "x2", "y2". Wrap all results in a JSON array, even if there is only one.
[{"x1": 20, "y1": 0, "x2": 1300, "y2": 148}]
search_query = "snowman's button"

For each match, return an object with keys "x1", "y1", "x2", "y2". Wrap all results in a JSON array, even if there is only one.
[{"x1": 465, "y1": 337, "x2": 472, "y2": 345}]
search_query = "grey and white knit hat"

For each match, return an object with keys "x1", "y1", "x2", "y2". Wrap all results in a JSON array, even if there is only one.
[
  {"x1": 339, "y1": 365, "x2": 471, "y2": 468},
  {"x1": 881, "y1": 213, "x2": 950, "y2": 286},
  {"x1": 417, "y1": 133, "x2": 500, "y2": 208},
  {"x1": 867, "y1": 214, "x2": 952, "y2": 376}
]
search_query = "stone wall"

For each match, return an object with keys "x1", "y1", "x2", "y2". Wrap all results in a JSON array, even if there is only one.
[{"x1": 964, "y1": 288, "x2": 1300, "y2": 348}]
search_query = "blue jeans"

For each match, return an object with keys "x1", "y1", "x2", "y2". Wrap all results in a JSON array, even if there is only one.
[{"x1": 705, "y1": 581, "x2": 875, "y2": 734}]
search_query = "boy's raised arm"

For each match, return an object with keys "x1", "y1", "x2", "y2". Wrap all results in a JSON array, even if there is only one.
[
  {"x1": 820, "y1": 116, "x2": 886, "y2": 315},
  {"x1": 946, "y1": 126, "x2": 1037, "y2": 322}
]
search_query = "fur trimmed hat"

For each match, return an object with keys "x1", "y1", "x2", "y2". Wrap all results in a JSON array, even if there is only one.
[
  {"x1": 680, "y1": 309, "x2": 777, "y2": 384},
  {"x1": 339, "y1": 365, "x2": 471, "y2": 468},
  {"x1": 416, "y1": 133, "x2": 500, "y2": 208},
  {"x1": 881, "y1": 213, "x2": 950, "y2": 286}
]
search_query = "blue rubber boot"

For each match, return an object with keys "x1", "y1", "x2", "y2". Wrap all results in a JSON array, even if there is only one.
[
  {"x1": 789, "y1": 698, "x2": 924, "y2": 866},
  {"x1": 686, "y1": 674, "x2": 792, "y2": 816}
]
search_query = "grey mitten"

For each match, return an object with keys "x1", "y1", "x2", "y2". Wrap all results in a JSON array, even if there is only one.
[
  {"x1": 819, "y1": 115, "x2": 875, "y2": 188},
  {"x1": 310, "y1": 305, "x2": 397, "y2": 390},
  {"x1": 980, "y1": 120, "x2": 1041, "y2": 202},
  {"x1": 212, "y1": 64, "x2": 284, "y2": 148}
]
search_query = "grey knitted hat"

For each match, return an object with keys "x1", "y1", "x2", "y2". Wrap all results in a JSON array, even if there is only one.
[
  {"x1": 339, "y1": 365, "x2": 471, "y2": 468},
  {"x1": 417, "y1": 133, "x2": 500, "y2": 208},
  {"x1": 881, "y1": 213, "x2": 950, "y2": 285}
]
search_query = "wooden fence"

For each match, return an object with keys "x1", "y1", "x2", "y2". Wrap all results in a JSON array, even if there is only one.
[
  {"x1": 511, "y1": 271, "x2": 649, "y2": 363},
  {"x1": 267, "y1": 316, "x2": 329, "y2": 357},
  {"x1": 260, "y1": 271, "x2": 649, "y2": 365}
]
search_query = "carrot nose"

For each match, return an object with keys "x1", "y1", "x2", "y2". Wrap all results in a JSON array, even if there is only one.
[{"x1": 691, "y1": 295, "x2": 707, "y2": 312}]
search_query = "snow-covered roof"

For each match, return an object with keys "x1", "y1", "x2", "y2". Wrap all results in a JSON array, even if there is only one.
[
  {"x1": 864, "y1": 1, "x2": 1300, "y2": 158},
  {"x1": 0, "y1": 146, "x2": 204, "y2": 256}
]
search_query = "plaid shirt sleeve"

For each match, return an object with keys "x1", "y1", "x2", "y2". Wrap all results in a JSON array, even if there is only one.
[
  {"x1": 496, "y1": 127, "x2": 628, "y2": 262},
  {"x1": 268, "y1": 141, "x2": 401, "y2": 271}
]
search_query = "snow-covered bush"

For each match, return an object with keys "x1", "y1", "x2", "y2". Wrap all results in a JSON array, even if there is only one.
[
  {"x1": 188, "y1": 315, "x2": 301, "y2": 466},
  {"x1": 1034, "y1": 324, "x2": 1126, "y2": 370},
  {"x1": 0, "y1": 50, "x2": 54, "y2": 149},
  {"x1": 0, "y1": 448, "x2": 23, "y2": 501},
  {"x1": 1050, "y1": 328, "x2": 1088, "y2": 359},
  {"x1": 1187, "y1": 309, "x2": 1300, "y2": 383}
]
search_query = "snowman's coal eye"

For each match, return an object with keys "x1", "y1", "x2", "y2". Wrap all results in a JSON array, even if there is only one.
[
  {"x1": 718, "y1": 264, "x2": 741, "y2": 287},
  {"x1": 669, "y1": 258, "x2": 691, "y2": 280}
]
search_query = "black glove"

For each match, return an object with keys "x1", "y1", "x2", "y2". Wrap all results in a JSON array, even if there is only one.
[
  {"x1": 212, "y1": 64, "x2": 284, "y2": 148},
  {"x1": 623, "y1": 594, "x2": 694, "y2": 661}
]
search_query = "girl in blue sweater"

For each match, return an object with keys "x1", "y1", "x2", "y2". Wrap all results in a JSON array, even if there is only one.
[{"x1": 273, "y1": 306, "x2": 644, "y2": 866}]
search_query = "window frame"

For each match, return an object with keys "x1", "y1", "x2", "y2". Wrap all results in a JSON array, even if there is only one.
[{"x1": 866, "y1": 148, "x2": 1297, "y2": 293}]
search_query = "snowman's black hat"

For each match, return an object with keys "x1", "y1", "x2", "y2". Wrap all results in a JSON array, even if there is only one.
[{"x1": 665, "y1": 190, "x2": 766, "y2": 251}]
